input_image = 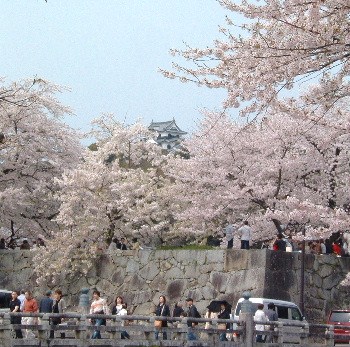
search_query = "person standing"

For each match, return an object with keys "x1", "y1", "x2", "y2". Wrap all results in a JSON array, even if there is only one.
[
  {"x1": 9, "y1": 291, "x2": 23, "y2": 339},
  {"x1": 39, "y1": 290, "x2": 53, "y2": 313},
  {"x1": 111, "y1": 296, "x2": 124, "y2": 315},
  {"x1": 273, "y1": 234, "x2": 286, "y2": 251},
  {"x1": 50, "y1": 289, "x2": 66, "y2": 339},
  {"x1": 154, "y1": 295, "x2": 170, "y2": 340},
  {"x1": 217, "y1": 302, "x2": 230, "y2": 341},
  {"x1": 90, "y1": 290, "x2": 108, "y2": 339},
  {"x1": 320, "y1": 239, "x2": 327, "y2": 254},
  {"x1": 22, "y1": 291, "x2": 39, "y2": 338},
  {"x1": 119, "y1": 238, "x2": 128, "y2": 250},
  {"x1": 173, "y1": 303, "x2": 184, "y2": 318},
  {"x1": 20, "y1": 240, "x2": 30, "y2": 250},
  {"x1": 265, "y1": 303, "x2": 278, "y2": 343},
  {"x1": 238, "y1": 221, "x2": 252, "y2": 250},
  {"x1": 224, "y1": 224, "x2": 234, "y2": 249},
  {"x1": 185, "y1": 298, "x2": 200, "y2": 341},
  {"x1": 18, "y1": 290, "x2": 25, "y2": 311},
  {"x1": 254, "y1": 304, "x2": 267, "y2": 342},
  {"x1": 116, "y1": 303, "x2": 130, "y2": 339}
]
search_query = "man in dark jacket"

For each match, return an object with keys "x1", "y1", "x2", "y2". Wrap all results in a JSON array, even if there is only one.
[
  {"x1": 39, "y1": 290, "x2": 53, "y2": 313},
  {"x1": 218, "y1": 302, "x2": 231, "y2": 341},
  {"x1": 185, "y1": 298, "x2": 200, "y2": 341},
  {"x1": 9, "y1": 291, "x2": 22, "y2": 338},
  {"x1": 265, "y1": 302, "x2": 278, "y2": 342}
]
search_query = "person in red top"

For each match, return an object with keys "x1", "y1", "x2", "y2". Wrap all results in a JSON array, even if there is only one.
[
  {"x1": 332, "y1": 241, "x2": 342, "y2": 256},
  {"x1": 22, "y1": 291, "x2": 39, "y2": 338}
]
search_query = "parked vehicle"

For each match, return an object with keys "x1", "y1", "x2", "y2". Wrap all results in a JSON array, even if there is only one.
[
  {"x1": 0, "y1": 289, "x2": 12, "y2": 313},
  {"x1": 327, "y1": 310, "x2": 350, "y2": 344},
  {"x1": 233, "y1": 297, "x2": 305, "y2": 343}
]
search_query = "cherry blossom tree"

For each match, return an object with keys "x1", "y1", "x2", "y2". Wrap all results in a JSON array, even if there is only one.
[
  {"x1": 161, "y1": 0, "x2": 350, "y2": 116},
  {"x1": 0, "y1": 78, "x2": 83, "y2": 247},
  {"x1": 34, "y1": 114, "x2": 173, "y2": 283},
  {"x1": 165, "y1": 99, "x2": 350, "y2": 243}
]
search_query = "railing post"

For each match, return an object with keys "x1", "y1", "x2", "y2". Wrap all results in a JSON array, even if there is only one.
[
  {"x1": 77, "y1": 314, "x2": 89, "y2": 341},
  {"x1": 109, "y1": 316, "x2": 118, "y2": 340},
  {"x1": 276, "y1": 321, "x2": 284, "y2": 345},
  {"x1": 325, "y1": 324, "x2": 334, "y2": 347},
  {"x1": 0, "y1": 313, "x2": 11, "y2": 347},
  {"x1": 38, "y1": 313, "x2": 49, "y2": 341},
  {"x1": 181, "y1": 317, "x2": 189, "y2": 342},
  {"x1": 145, "y1": 317, "x2": 153, "y2": 341},
  {"x1": 239, "y1": 291, "x2": 254, "y2": 347},
  {"x1": 300, "y1": 322, "x2": 309, "y2": 346}
]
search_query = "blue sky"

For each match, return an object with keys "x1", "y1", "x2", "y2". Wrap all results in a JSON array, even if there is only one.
[{"x1": 1, "y1": 0, "x2": 231, "y2": 137}]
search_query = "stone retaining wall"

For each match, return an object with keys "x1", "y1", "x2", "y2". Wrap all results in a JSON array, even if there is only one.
[{"x1": 0, "y1": 249, "x2": 349, "y2": 322}]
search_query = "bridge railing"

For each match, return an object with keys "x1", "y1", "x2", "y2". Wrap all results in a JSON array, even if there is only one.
[{"x1": 0, "y1": 311, "x2": 345, "y2": 347}]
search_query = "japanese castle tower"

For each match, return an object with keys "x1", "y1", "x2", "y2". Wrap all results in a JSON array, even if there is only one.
[{"x1": 148, "y1": 119, "x2": 187, "y2": 150}]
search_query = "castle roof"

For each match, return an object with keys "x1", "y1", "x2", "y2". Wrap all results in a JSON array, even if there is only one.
[{"x1": 149, "y1": 119, "x2": 187, "y2": 135}]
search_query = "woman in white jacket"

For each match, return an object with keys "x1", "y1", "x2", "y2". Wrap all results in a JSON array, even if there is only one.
[
  {"x1": 254, "y1": 304, "x2": 267, "y2": 342},
  {"x1": 117, "y1": 303, "x2": 130, "y2": 339}
]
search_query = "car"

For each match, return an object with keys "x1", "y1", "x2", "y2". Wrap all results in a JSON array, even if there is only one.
[
  {"x1": 0, "y1": 289, "x2": 12, "y2": 313},
  {"x1": 233, "y1": 297, "x2": 306, "y2": 343},
  {"x1": 327, "y1": 310, "x2": 350, "y2": 344}
]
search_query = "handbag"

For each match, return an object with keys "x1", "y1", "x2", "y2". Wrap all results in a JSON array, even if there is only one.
[
  {"x1": 154, "y1": 304, "x2": 165, "y2": 328},
  {"x1": 218, "y1": 323, "x2": 227, "y2": 330}
]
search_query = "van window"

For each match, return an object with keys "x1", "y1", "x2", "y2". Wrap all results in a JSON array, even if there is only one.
[
  {"x1": 291, "y1": 307, "x2": 302, "y2": 321},
  {"x1": 0, "y1": 292, "x2": 11, "y2": 309},
  {"x1": 276, "y1": 305, "x2": 289, "y2": 319}
]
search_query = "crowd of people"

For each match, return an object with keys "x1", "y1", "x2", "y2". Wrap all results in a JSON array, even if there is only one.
[
  {"x1": 9, "y1": 289, "x2": 284, "y2": 342},
  {"x1": 0, "y1": 237, "x2": 45, "y2": 250},
  {"x1": 8, "y1": 289, "x2": 65, "y2": 339},
  {"x1": 270, "y1": 233, "x2": 349, "y2": 256},
  {"x1": 0, "y1": 236, "x2": 143, "y2": 252},
  {"x1": 6, "y1": 290, "x2": 242, "y2": 342},
  {"x1": 223, "y1": 222, "x2": 350, "y2": 257}
]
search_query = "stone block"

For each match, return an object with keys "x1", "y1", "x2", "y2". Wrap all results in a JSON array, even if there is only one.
[
  {"x1": 206, "y1": 250, "x2": 224, "y2": 264},
  {"x1": 210, "y1": 272, "x2": 227, "y2": 293},
  {"x1": 200, "y1": 285, "x2": 218, "y2": 300},
  {"x1": 248, "y1": 249, "x2": 267, "y2": 269},
  {"x1": 166, "y1": 279, "x2": 187, "y2": 301},
  {"x1": 126, "y1": 259, "x2": 140, "y2": 274},
  {"x1": 224, "y1": 250, "x2": 249, "y2": 271},
  {"x1": 338, "y1": 257, "x2": 350, "y2": 272},
  {"x1": 138, "y1": 249, "x2": 152, "y2": 265},
  {"x1": 200, "y1": 263, "x2": 223, "y2": 273},
  {"x1": 319, "y1": 264, "x2": 334, "y2": 278},
  {"x1": 318, "y1": 254, "x2": 338, "y2": 266},
  {"x1": 312, "y1": 273, "x2": 323, "y2": 288},
  {"x1": 139, "y1": 262, "x2": 160, "y2": 281},
  {"x1": 164, "y1": 266, "x2": 185, "y2": 280},
  {"x1": 323, "y1": 272, "x2": 342, "y2": 290}
]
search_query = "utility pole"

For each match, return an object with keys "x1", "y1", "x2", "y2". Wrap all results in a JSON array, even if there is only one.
[{"x1": 300, "y1": 227, "x2": 306, "y2": 315}]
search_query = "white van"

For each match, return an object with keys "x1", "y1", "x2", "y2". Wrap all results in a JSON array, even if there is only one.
[
  {"x1": 0, "y1": 289, "x2": 12, "y2": 313},
  {"x1": 233, "y1": 297, "x2": 306, "y2": 343}
]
